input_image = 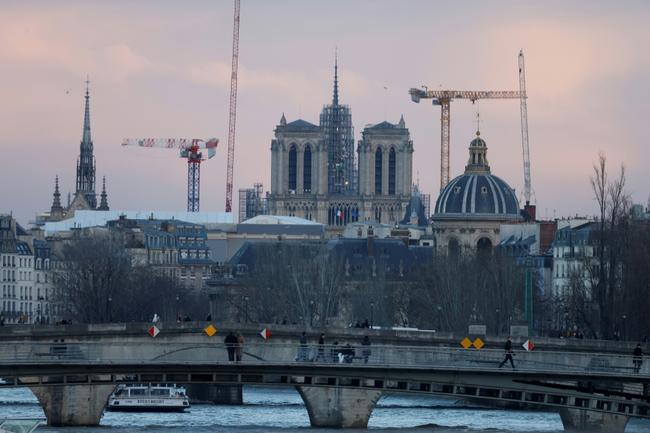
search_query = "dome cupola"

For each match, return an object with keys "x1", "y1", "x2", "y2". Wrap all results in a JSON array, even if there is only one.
[{"x1": 433, "y1": 133, "x2": 521, "y2": 221}]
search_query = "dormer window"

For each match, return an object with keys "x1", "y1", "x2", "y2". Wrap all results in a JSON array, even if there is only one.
[
  {"x1": 481, "y1": 186, "x2": 488, "y2": 194},
  {"x1": 454, "y1": 186, "x2": 461, "y2": 194}
]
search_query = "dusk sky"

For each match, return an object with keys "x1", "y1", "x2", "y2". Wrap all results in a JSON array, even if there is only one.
[{"x1": 1, "y1": 0, "x2": 649, "y2": 225}]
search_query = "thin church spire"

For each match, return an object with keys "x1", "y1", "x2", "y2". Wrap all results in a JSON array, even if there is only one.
[
  {"x1": 333, "y1": 48, "x2": 339, "y2": 106},
  {"x1": 82, "y1": 77, "x2": 92, "y2": 147}
]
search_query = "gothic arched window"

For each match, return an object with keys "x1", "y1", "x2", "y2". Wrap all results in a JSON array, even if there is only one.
[
  {"x1": 375, "y1": 148, "x2": 383, "y2": 195},
  {"x1": 303, "y1": 145, "x2": 312, "y2": 193},
  {"x1": 388, "y1": 147, "x2": 396, "y2": 195},
  {"x1": 288, "y1": 145, "x2": 297, "y2": 192}
]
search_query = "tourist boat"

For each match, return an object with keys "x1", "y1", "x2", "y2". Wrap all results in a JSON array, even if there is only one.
[{"x1": 107, "y1": 384, "x2": 190, "y2": 412}]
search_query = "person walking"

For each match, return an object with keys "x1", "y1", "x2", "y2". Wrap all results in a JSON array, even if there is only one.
[
  {"x1": 297, "y1": 331, "x2": 308, "y2": 362},
  {"x1": 498, "y1": 336, "x2": 516, "y2": 369},
  {"x1": 315, "y1": 333, "x2": 326, "y2": 362},
  {"x1": 224, "y1": 331, "x2": 238, "y2": 362},
  {"x1": 235, "y1": 333, "x2": 245, "y2": 362},
  {"x1": 633, "y1": 344, "x2": 643, "y2": 374},
  {"x1": 361, "y1": 335, "x2": 372, "y2": 363}
]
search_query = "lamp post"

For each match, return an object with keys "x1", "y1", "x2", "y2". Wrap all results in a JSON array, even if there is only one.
[
  {"x1": 175, "y1": 294, "x2": 180, "y2": 322},
  {"x1": 622, "y1": 314, "x2": 627, "y2": 341},
  {"x1": 107, "y1": 296, "x2": 112, "y2": 323},
  {"x1": 244, "y1": 296, "x2": 249, "y2": 323},
  {"x1": 309, "y1": 300, "x2": 315, "y2": 327},
  {"x1": 370, "y1": 302, "x2": 375, "y2": 329},
  {"x1": 437, "y1": 305, "x2": 442, "y2": 332},
  {"x1": 495, "y1": 308, "x2": 500, "y2": 336}
]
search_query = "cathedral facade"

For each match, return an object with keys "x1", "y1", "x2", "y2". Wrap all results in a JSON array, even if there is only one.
[{"x1": 268, "y1": 61, "x2": 413, "y2": 229}]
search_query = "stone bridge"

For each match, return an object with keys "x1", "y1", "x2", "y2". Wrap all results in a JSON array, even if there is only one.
[{"x1": 0, "y1": 329, "x2": 648, "y2": 432}]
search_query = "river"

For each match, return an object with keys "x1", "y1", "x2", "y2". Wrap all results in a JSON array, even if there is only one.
[{"x1": 1, "y1": 386, "x2": 648, "y2": 433}]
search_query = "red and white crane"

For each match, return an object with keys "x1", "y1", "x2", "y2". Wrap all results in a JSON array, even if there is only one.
[
  {"x1": 121, "y1": 138, "x2": 219, "y2": 212},
  {"x1": 224, "y1": 0, "x2": 241, "y2": 213}
]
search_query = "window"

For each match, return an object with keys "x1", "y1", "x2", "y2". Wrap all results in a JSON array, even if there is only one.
[
  {"x1": 303, "y1": 145, "x2": 312, "y2": 193},
  {"x1": 288, "y1": 145, "x2": 297, "y2": 191},
  {"x1": 375, "y1": 148, "x2": 383, "y2": 194},
  {"x1": 388, "y1": 148, "x2": 396, "y2": 195}
]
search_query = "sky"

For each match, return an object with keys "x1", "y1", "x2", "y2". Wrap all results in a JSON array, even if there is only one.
[{"x1": 1, "y1": 0, "x2": 649, "y2": 226}]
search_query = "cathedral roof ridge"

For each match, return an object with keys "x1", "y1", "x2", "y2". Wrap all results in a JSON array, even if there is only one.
[{"x1": 282, "y1": 118, "x2": 320, "y2": 129}]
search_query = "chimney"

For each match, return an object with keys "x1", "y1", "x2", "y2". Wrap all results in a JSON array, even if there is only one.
[{"x1": 524, "y1": 202, "x2": 536, "y2": 222}]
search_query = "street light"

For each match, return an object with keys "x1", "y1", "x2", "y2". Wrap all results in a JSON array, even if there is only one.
[
  {"x1": 309, "y1": 300, "x2": 315, "y2": 327},
  {"x1": 244, "y1": 296, "x2": 249, "y2": 323},
  {"x1": 370, "y1": 302, "x2": 375, "y2": 329},
  {"x1": 495, "y1": 308, "x2": 500, "y2": 336},
  {"x1": 107, "y1": 296, "x2": 112, "y2": 323},
  {"x1": 437, "y1": 305, "x2": 442, "y2": 332},
  {"x1": 175, "y1": 294, "x2": 180, "y2": 321},
  {"x1": 622, "y1": 314, "x2": 628, "y2": 341}
]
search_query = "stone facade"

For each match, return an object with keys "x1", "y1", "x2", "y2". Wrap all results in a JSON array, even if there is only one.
[{"x1": 268, "y1": 62, "x2": 413, "y2": 231}]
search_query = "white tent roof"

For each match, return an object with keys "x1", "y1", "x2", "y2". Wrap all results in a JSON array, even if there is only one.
[
  {"x1": 240, "y1": 215, "x2": 321, "y2": 226},
  {"x1": 44, "y1": 210, "x2": 234, "y2": 235}
]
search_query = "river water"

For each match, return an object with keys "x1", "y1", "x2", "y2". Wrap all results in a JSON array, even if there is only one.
[{"x1": 1, "y1": 386, "x2": 648, "y2": 433}]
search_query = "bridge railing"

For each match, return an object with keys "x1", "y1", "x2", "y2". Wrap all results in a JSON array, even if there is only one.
[{"x1": 0, "y1": 341, "x2": 645, "y2": 377}]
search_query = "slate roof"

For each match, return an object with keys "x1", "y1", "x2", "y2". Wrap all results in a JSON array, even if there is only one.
[{"x1": 282, "y1": 119, "x2": 320, "y2": 131}]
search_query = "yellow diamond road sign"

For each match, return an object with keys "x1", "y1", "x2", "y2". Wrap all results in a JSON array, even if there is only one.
[
  {"x1": 204, "y1": 324, "x2": 217, "y2": 337},
  {"x1": 472, "y1": 338, "x2": 485, "y2": 349},
  {"x1": 460, "y1": 337, "x2": 472, "y2": 349}
]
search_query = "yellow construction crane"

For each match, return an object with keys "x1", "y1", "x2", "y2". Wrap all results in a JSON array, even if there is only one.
[{"x1": 409, "y1": 51, "x2": 531, "y2": 203}]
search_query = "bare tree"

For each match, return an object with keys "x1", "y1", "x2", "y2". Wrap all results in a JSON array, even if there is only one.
[{"x1": 241, "y1": 242, "x2": 344, "y2": 327}]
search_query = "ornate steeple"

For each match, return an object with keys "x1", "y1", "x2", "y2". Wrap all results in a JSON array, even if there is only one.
[
  {"x1": 50, "y1": 176, "x2": 64, "y2": 220},
  {"x1": 98, "y1": 176, "x2": 109, "y2": 211},
  {"x1": 75, "y1": 78, "x2": 97, "y2": 208},
  {"x1": 333, "y1": 49, "x2": 339, "y2": 106}
]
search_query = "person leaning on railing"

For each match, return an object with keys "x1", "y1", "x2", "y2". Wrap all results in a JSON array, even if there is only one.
[{"x1": 633, "y1": 344, "x2": 643, "y2": 374}]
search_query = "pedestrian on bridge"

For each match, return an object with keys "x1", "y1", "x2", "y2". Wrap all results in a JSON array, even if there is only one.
[
  {"x1": 225, "y1": 331, "x2": 238, "y2": 362},
  {"x1": 361, "y1": 335, "x2": 371, "y2": 363},
  {"x1": 633, "y1": 344, "x2": 643, "y2": 373},
  {"x1": 236, "y1": 333, "x2": 245, "y2": 362},
  {"x1": 297, "y1": 332, "x2": 308, "y2": 362},
  {"x1": 315, "y1": 333, "x2": 326, "y2": 362},
  {"x1": 498, "y1": 336, "x2": 515, "y2": 369}
]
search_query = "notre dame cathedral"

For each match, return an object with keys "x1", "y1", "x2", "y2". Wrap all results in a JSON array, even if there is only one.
[{"x1": 268, "y1": 58, "x2": 414, "y2": 231}]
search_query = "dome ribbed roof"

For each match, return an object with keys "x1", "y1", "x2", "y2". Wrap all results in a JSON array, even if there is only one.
[
  {"x1": 433, "y1": 173, "x2": 520, "y2": 219},
  {"x1": 433, "y1": 132, "x2": 521, "y2": 221}
]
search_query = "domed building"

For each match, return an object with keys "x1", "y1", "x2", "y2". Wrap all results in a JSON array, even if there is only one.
[{"x1": 432, "y1": 131, "x2": 522, "y2": 252}]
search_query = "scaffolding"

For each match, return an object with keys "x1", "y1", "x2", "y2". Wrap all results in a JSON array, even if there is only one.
[
  {"x1": 320, "y1": 55, "x2": 357, "y2": 195},
  {"x1": 238, "y1": 182, "x2": 268, "y2": 222}
]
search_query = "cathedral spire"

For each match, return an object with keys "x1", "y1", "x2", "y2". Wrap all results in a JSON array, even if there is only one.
[
  {"x1": 98, "y1": 176, "x2": 109, "y2": 211},
  {"x1": 50, "y1": 175, "x2": 64, "y2": 220},
  {"x1": 82, "y1": 77, "x2": 92, "y2": 147},
  {"x1": 75, "y1": 77, "x2": 97, "y2": 208},
  {"x1": 333, "y1": 49, "x2": 339, "y2": 106}
]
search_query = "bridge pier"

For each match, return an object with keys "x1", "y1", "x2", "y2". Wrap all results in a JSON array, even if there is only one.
[
  {"x1": 559, "y1": 408, "x2": 629, "y2": 433},
  {"x1": 30, "y1": 384, "x2": 115, "y2": 426},
  {"x1": 296, "y1": 385, "x2": 382, "y2": 428}
]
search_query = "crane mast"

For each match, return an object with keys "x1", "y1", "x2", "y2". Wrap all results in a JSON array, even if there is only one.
[
  {"x1": 224, "y1": 0, "x2": 240, "y2": 213},
  {"x1": 519, "y1": 50, "x2": 532, "y2": 204},
  {"x1": 121, "y1": 138, "x2": 218, "y2": 212}
]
